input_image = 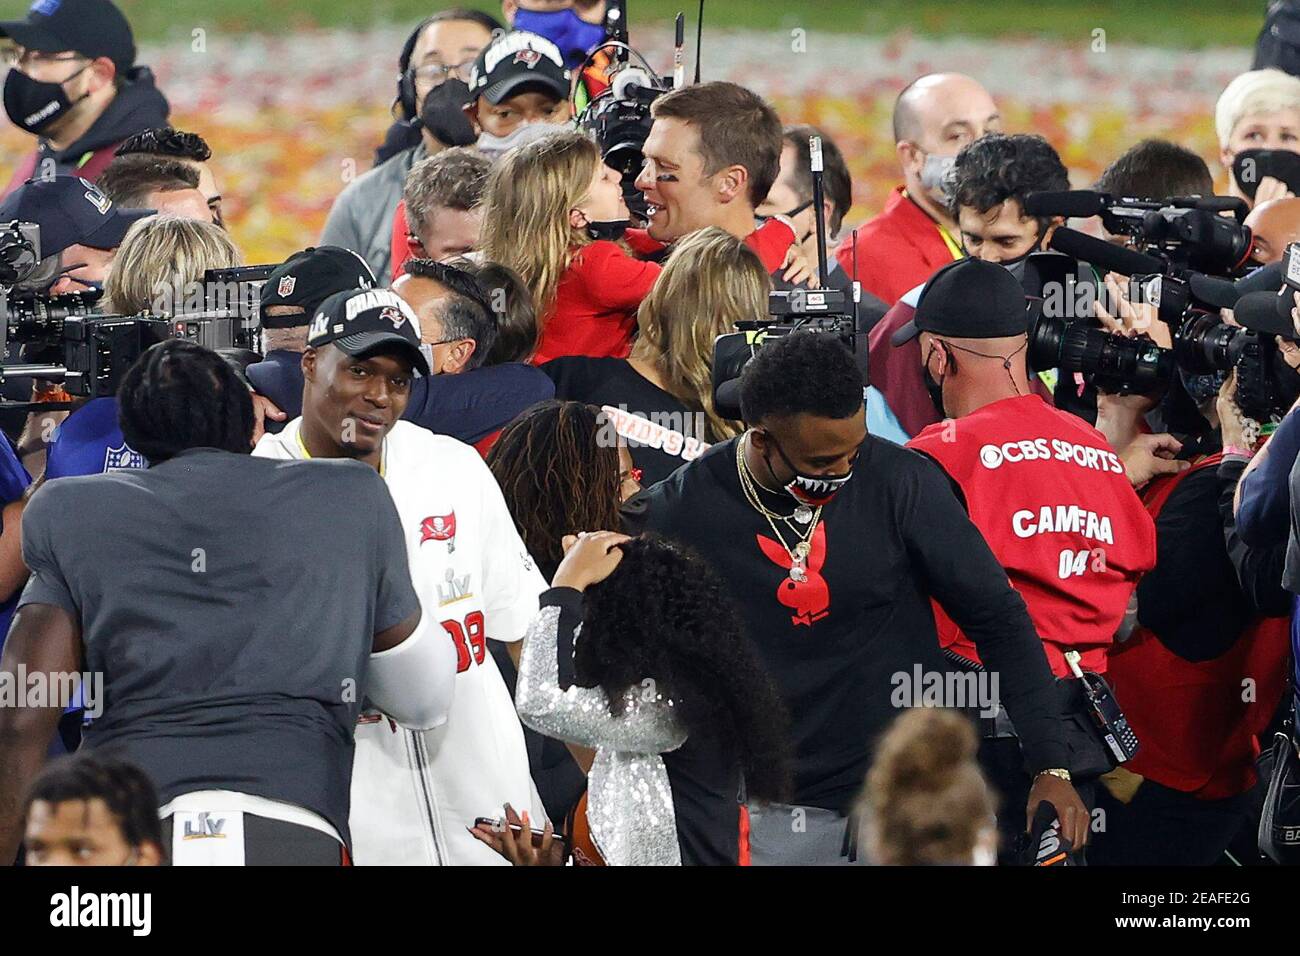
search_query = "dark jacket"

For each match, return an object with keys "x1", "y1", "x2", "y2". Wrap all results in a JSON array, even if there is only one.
[{"x1": 2, "y1": 66, "x2": 170, "y2": 199}]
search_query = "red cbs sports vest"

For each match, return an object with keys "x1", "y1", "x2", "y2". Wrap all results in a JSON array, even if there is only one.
[
  {"x1": 908, "y1": 395, "x2": 1156, "y2": 677},
  {"x1": 1106, "y1": 454, "x2": 1291, "y2": 800}
]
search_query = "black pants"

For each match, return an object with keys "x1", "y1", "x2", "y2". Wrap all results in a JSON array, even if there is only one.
[
  {"x1": 160, "y1": 814, "x2": 348, "y2": 866},
  {"x1": 978, "y1": 736, "x2": 1097, "y2": 865},
  {"x1": 1088, "y1": 779, "x2": 1251, "y2": 866}
]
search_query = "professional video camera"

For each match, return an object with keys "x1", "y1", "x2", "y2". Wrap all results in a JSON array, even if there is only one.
[
  {"x1": 1023, "y1": 190, "x2": 1254, "y2": 276},
  {"x1": 575, "y1": 2, "x2": 691, "y2": 220},
  {"x1": 710, "y1": 136, "x2": 861, "y2": 418},
  {"x1": 0, "y1": 222, "x2": 274, "y2": 401}
]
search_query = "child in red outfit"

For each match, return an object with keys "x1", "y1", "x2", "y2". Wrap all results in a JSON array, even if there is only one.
[{"x1": 481, "y1": 131, "x2": 803, "y2": 365}]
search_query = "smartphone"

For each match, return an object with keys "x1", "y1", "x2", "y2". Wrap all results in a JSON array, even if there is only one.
[{"x1": 473, "y1": 817, "x2": 571, "y2": 852}]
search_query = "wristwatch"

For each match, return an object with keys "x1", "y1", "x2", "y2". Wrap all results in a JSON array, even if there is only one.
[{"x1": 1036, "y1": 768, "x2": 1072, "y2": 782}]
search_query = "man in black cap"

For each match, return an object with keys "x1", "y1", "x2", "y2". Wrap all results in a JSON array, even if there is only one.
[
  {"x1": 462, "y1": 30, "x2": 572, "y2": 160},
  {"x1": 0, "y1": 173, "x2": 150, "y2": 294},
  {"x1": 243, "y1": 246, "x2": 378, "y2": 431},
  {"x1": 631, "y1": 329, "x2": 1085, "y2": 865},
  {"x1": 254, "y1": 287, "x2": 548, "y2": 865},
  {"x1": 0, "y1": 0, "x2": 168, "y2": 201},
  {"x1": 899, "y1": 257, "x2": 1160, "y2": 860}
]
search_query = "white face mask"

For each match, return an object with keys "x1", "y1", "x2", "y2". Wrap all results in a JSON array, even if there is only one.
[
  {"x1": 419, "y1": 343, "x2": 436, "y2": 373},
  {"x1": 919, "y1": 151, "x2": 957, "y2": 201},
  {"x1": 476, "y1": 120, "x2": 568, "y2": 160}
]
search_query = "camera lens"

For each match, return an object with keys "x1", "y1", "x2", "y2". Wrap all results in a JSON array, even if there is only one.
[{"x1": 1174, "y1": 312, "x2": 1247, "y2": 374}]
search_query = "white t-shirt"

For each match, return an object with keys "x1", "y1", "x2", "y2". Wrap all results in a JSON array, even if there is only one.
[{"x1": 254, "y1": 419, "x2": 548, "y2": 864}]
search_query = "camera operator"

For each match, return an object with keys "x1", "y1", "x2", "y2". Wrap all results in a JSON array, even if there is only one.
[
  {"x1": 1088, "y1": 371, "x2": 1292, "y2": 864},
  {"x1": 0, "y1": 0, "x2": 168, "y2": 201},
  {"x1": 390, "y1": 146, "x2": 490, "y2": 282},
  {"x1": 897, "y1": 258, "x2": 1157, "y2": 859},
  {"x1": 322, "y1": 9, "x2": 498, "y2": 281},
  {"x1": 96, "y1": 155, "x2": 212, "y2": 224},
  {"x1": 1244, "y1": 196, "x2": 1300, "y2": 264},
  {"x1": 836, "y1": 73, "x2": 998, "y2": 307},
  {"x1": 115, "y1": 126, "x2": 225, "y2": 228},
  {"x1": 869, "y1": 133, "x2": 1067, "y2": 441},
  {"x1": 630, "y1": 331, "x2": 1085, "y2": 865},
  {"x1": 757, "y1": 124, "x2": 888, "y2": 331},
  {"x1": 0, "y1": 339, "x2": 437, "y2": 865},
  {"x1": 0, "y1": 175, "x2": 151, "y2": 473},
  {"x1": 1217, "y1": 68, "x2": 1300, "y2": 209}
]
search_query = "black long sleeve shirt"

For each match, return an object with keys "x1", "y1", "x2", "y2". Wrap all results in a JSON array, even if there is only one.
[{"x1": 635, "y1": 437, "x2": 1068, "y2": 822}]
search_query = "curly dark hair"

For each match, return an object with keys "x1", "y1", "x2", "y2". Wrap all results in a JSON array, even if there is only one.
[
  {"x1": 577, "y1": 535, "x2": 792, "y2": 802},
  {"x1": 947, "y1": 133, "x2": 1070, "y2": 230},
  {"x1": 738, "y1": 330, "x2": 863, "y2": 425},
  {"x1": 486, "y1": 400, "x2": 624, "y2": 581},
  {"x1": 115, "y1": 127, "x2": 213, "y2": 162},
  {"x1": 118, "y1": 339, "x2": 254, "y2": 463}
]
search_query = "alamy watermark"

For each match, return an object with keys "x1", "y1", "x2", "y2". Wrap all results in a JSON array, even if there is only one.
[
  {"x1": 0, "y1": 666, "x2": 102, "y2": 718},
  {"x1": 890, "y1": 665, "x2": 1000, "y2": 719}
]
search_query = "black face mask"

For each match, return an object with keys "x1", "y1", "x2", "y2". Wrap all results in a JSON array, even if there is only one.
[
  {"x1": 585, "y1": 218, "x2": 631, "y2": 242},
  {"x1": 417, "y1": 77, "x2": 476, "y2": 148},
  {"x1": 922, "y1": 341, "x2": 948, "y2": 418},
  {"x1": 3, "y1": 65, "x2": 90, "y2": 134}
]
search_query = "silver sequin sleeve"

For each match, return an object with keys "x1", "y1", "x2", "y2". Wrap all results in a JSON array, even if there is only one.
[{"x1": 515, "y1": 605, "x2": 687, "y2": 754}]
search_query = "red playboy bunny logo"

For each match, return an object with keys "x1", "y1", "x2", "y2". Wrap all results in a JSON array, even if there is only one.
[{"x1": 756, "y1": 522, "x2": 830, "y2": 627}]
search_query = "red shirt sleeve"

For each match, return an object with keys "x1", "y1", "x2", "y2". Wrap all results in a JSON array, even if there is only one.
[
  {"x1": 390, "y1": 200, "x2": 417, "y2": 283},
  {"x1": 623, "y1": 228, "x2": 665, "y2": 257},
  {"x1": 573, "y1": 241, "x2": 661, "y2": 311},
  {"x1": 745, "y1": 218, "x2": 796, "y2": 273}
]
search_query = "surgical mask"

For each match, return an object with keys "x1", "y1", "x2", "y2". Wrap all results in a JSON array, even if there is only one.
[
  {"x1": 419, "y1": 343, "x2": 439, "y2": 374},
  {"x1": 418, "y1": 77, "x2": 477, "y2": 148},
  {"x1": 513, "y1": 7, "x2": 607, "y2": 68},
  {"x1": 763, "y1": 431, "x2": 856, "y2": 506},
  {"x1": 922, "y1": 360, "x2": 947, "y2": 419},
  {"x1": 4, "y1": 65, "x2": 91, "y2": 134},
  {"x1": 919, "y1": 152, "x2": 956, "y2": 200},
  {"x1": 476, "y1": 120, "x2": 567, "y2": 160}
]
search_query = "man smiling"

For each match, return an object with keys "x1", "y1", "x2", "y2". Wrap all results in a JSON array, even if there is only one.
[{"x1": 254, "y1": 287, "x2": 549, "y2": 865}]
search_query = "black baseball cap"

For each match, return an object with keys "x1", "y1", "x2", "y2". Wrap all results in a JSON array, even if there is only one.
[
  {"x1": 0, "y1": 0, "x2": 135, "y2": 72},
  {"x1": 467, "y1": 31, "x2": 570, "y2": 105},
  {"x1": 0, "y1": 174, "x2": 151, "y2": 258},
  {"x1": 260, "y1": 246, "x2": 376, "y2": 328},
  {"x1": 892, "y1": 258, "x2": 1032, "y2": 345},
  {"x1": 307, "y1": 288, "x2": 430, "y2": 376},
  {"x1": 1232, "y1": 288, "x2": 1298, "y2": 338}
]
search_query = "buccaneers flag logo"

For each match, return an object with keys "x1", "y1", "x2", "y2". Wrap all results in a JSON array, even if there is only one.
[{"x1": 420, "y1": 513, "x2": 457, "y2": 552}]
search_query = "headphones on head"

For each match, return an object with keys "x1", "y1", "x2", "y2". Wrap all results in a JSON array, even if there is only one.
[{"x1": 393, "y1": 12, "x2": 506, "y2": 121}]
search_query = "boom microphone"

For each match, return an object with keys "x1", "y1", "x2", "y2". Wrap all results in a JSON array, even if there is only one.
[
  {"x1": 1023, "y1": 191, "x2": 1109, "y2": 218},
  {"x1": 1048, "y1": 227, "x2": 1166, "y2": 277}
]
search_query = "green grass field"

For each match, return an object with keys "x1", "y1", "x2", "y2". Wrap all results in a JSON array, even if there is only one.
[{"x1": 116, "y1": 0, "x2": 1265, "y2": 49}]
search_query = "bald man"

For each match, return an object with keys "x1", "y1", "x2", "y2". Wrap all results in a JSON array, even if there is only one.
[
  {"x1": 835, "y1": 73, "x2": 1000, "y2": 306},
  {"x1": 1244, "y1": 196, "x2": 1300, "y2": 264}
]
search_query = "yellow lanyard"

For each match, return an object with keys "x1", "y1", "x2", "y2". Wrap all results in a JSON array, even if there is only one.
[
  {"x1": 296, "y1": 429, "x2": 386, "y2": 478},
  {"x1": 901, "y1": 188, "x2": 964, "y2": 260}
]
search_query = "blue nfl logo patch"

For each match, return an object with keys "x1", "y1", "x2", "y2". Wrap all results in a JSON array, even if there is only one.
[{"x1": 103, "y1": 443, "x2": 146, "y2": 472}]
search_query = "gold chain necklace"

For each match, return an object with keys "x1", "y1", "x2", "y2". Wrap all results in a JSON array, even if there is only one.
[{"x1": 735, "y1": 433, "x2": 821, "y2": 582}]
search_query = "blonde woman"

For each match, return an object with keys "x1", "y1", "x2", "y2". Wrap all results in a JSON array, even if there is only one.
[
  {"x1": 541, "y1": 227, "x2": 770, "y2": 484},
  {"x1": 1216, "y1": 68, "x2": 1300, "y2": 207},
  {"x1": 104, "y1": 215, "x2": 240, "y2": 316}
]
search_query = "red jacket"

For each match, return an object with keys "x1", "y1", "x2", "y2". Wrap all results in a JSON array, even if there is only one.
[
  {"x1": 835, "y1": 185, "x2": 960, "y2": 306},
  {"x1": 1106, "y1": 455, "x2": 1291, "y2": 799},
  {"x1": 528, "y1": 219, "x2": 797, "y2": 365},
  {"x1": 908, "y1": 395, "x2": 1157, "y2": 676}
]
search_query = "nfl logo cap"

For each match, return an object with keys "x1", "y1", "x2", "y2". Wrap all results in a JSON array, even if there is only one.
[
  {"x1": 260, "y1": 246, "x2": 376, "y2": 328},
  {"x1": 0, "y1": 174, "x2": 151, "y2": 258},
  {"x1": 308, "y1": 288, "x2": 430, "y2": 376},
  {"x1": 467, "y1": 30, "x2": 571, "y2": 105}
]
